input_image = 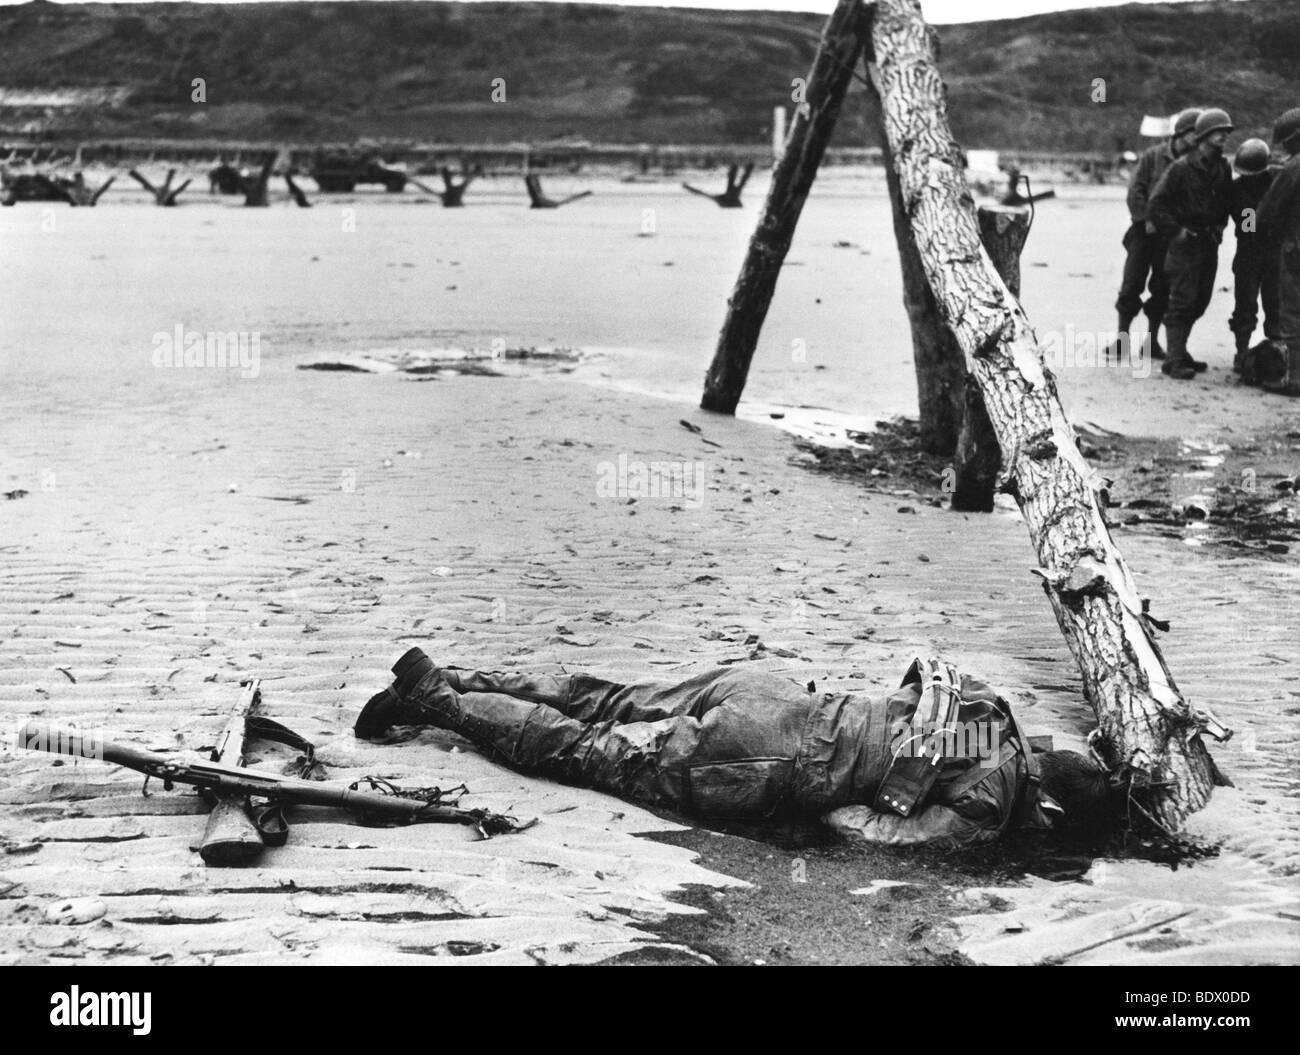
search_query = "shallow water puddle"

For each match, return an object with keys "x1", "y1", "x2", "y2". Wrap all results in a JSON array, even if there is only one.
[{"x1": 954, "y1": 854, "x2": 1300, "y2": 965}]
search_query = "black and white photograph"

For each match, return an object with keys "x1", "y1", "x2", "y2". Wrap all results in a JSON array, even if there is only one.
[{"x1": 0, "y1": 0, "x2": 1296, "y2": 1000}]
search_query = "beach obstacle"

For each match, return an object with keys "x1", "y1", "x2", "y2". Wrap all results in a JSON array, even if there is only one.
[
  {"x1": 700, "y1": 0, "x2": 1226, "y2": 834},
  {"x1": 62, "y1": 172, "x2": 116, "y2": 207},
  {"x1": 682, "y1": 162, "x2": 754, "y2": 208},
  {"x1": 1, "y1": 171, "x2": 114, "y2": 207},
  {"x1": 411, "y1": 165, "x2": 483, "y2": 207},
  {"x1": 209, "y1": 161, "x2": 243, "y2": 195},
  {"x1": 523, "y1": 173, "x2": 592, "y2": 209},
  {"x1": 130, "y1": 168, "x2": 190, "y2": 206},
  {"x1": 240, "y1": 157, "x2": 275, "y2": 207},
  {"x1": 1000, "y1": 166, "x2": 1056, "y2": 206},
  {"x1": 284, "y1": 172, "x2": 312, "y2": 208}
]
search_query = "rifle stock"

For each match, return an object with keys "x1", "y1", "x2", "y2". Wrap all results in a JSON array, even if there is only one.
[{"x1": 199, "y1": 679, "x2": 265, "y2": 867}]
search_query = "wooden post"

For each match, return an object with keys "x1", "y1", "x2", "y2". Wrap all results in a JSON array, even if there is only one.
[
  {"x1": 284, "y1": 173, "x2": 312, "y2": 208},
  {"x1": 524, "y1": 173, "x2": 592, "y2": 209},
  {"x1": 413, "y1": 166, "x2": 483, "y2": 207},
  {"x1": 868, "y1": 76, "x2": 965, "y2": 456},
  {"x1": 683, "y1": 163, "x2": 754, "y2": 208},
  {"x1": 241, "y1": 156, "x2": 274, "y2": 207},
  {"x1": 950, "y1": 206, "x2": 1029, "y2": 511},
  {"x1": 867, "y1": 0, "x2": 1224, "y2": 830},
  {"x1": 130, "y1": 168, "x2": 189, "y2": 206},
  {"x1": 700, "y1": 0, "x2": 865, "y2": 415},
  {"x1": 439, "y1": 166, "x2": 479, "y2": 207}
]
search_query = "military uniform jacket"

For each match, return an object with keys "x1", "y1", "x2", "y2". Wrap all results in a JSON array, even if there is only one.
[
  {"x1": 1127, "y1": 142, "x2": 1176, "y2": 224},
  {"x1": 683, "y1": 662, "x2": 1054, "y2": 851},
  {"x1": 1148, "y1": 150, "x2": 1233, "y2": 241},
  {"x1": 1258, "y1": 154, "x2": 1300, "y2": 251}
]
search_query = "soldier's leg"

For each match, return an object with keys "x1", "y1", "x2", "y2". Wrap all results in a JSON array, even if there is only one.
[
  {"x1": 1114, "y1": 224, "x2": 1152, "y2": 346},
  {"x1": 1261, "y1": 248, "x2": 1282, "y2": 342},
  {"x1": 1161, "y1": 234, "x2": 1201, "y2": 378},
  {"x1": 1144, "y1": 235, "x2": 1170, "y2": 358},
  {"x1": 1191, "y1": 242, "x2": 1219, "y2": 323},
  {"x1": 1229, "y1": 250, "x2": 1262, "y2": 365},
  {"x1": 1265, "y1": 244, "x2": 1300, "y2": 396},
  {"x1": 404, "y1": 670, "x2": 700, "y2": 808},
  {"x1": 442, "y1": 665, "x2": 742, "y2": 724}
]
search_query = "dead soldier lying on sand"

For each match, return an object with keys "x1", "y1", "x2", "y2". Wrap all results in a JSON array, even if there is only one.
[{"x1": 354, "y1": 649, "x2": 1120, "y2": 851}]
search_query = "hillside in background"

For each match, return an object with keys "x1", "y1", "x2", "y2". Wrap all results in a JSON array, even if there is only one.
[{"x1": 0, "y1": 0, "x2": 1297, "y2": 151}]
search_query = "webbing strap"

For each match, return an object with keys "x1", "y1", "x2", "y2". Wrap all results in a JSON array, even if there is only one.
[{"x1": 875, "y1": 657, "x2": 963, "y2": 817}]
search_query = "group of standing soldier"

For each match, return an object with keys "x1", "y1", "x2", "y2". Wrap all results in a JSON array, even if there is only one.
[{"x1": 1112, "y1": 106, "x2": 1300, "y2": 392}]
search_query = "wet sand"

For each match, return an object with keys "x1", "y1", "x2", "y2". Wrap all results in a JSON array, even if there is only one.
[{"x1": 0, "y1": 174, "x2": 1297, "y2": 964}]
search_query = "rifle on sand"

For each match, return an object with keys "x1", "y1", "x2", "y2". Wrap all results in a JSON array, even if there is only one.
[{"x1": 17, "y1": 722, "x2": 534, "y2": 840}]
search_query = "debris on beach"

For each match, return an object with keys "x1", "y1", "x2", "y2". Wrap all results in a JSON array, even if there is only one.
[
  {"x1": 793, "y1": 416, "x2": 1299, "y2": 558},
  {"x1": 298, "y1": 346, "x2": 587, "y2": 378}
]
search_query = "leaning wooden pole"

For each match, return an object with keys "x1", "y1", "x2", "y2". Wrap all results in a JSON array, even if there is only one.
[
  {"x1": 866, "y1": 0, "x2": 1224, "y2": 830},
  {"x1": 700, "y1": 0, "x2": 864, "y2": 414},
  {"x1": 952, "y1": 206, "x2": 1030, "y2": 513},
  {"x1": 868, "y1": 77, "x2": 965, "y2": 456}
]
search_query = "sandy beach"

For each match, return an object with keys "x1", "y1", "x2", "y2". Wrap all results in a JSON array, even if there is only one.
[{"x1": 1, "y1": 173, "x2": 1298, "y2": 965}]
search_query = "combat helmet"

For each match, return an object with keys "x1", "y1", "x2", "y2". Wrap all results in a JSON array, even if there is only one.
[
  {"x1": 1233, "y1": 138, "x2": 1271, "y2": 175},
  {"x1": 1194, "y1": 108, "x2": 1234, "y2": 140},
  {"x1": 1172, "y1": 108, "x2": 1203, "y2": 137},
  {"x1": 1274, "y1": 108, "x2": 1300, "y2": 150}
]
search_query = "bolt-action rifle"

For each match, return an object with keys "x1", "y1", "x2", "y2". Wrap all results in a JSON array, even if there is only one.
[{"x1": 17, "y1": 721, "x2": 534, "y2": 839}]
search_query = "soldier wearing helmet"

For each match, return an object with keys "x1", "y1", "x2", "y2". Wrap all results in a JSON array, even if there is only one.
[
  {"x1": 1147, "y1": 108, "x2": 1236, "y2": 379},
  {"x1": 1108, "y1": 108, "x2": 1203, "y2": 362},
  {"x1": 1256, "y1": 108, "x2": 1300, "y2": 395},
  {"x1": 1228, "y1": 138, "x2": 1281, "y2": 375}
]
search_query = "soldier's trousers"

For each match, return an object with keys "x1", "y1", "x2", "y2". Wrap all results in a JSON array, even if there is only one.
[
  {"x1": 1163, "y1": 233, "x2": 1219, "y2": 332},
  {"x1": 1282, "y1": 242, "x2": 1300, "y2": 351},
  {"x1": 403, "y1": 665, "x2": 813, "y2": 817},
  {"x1": 1115, "y1": 222, "x2": 1168, "y2": 323},
  {"x1": 1230, "y1": 246, "x2": 1281, "y2": 342}
]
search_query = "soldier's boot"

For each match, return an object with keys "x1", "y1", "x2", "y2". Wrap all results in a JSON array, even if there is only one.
[
  {"x1": 1178, "y1": 323, "x2": 1208, "y2": 373},
  {"x1": 1161, "y1": 324, "x2": 1197, "y2": 380},
  {"x1": 1145, "y1": 315, "x2": 1167, "y2": 360},
  {"x1": 402, "y1": 668, "x2": 690, "y2": 805},
  {"x1": 353, "y1": 647, "x2": 438, "y2": 739},
  {"x1": 1232, "y1": 330, "x2": 1252, "y2": 376},
  {"x1": 1104, "y1": 312, "x2": 1137, "y2": 362},
  {"x1": 1262, "y1": 344, "x2": 1300, "y2": 397}
]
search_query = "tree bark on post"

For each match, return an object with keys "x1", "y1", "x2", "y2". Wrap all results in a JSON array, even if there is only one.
[
  {"x1": 867, "y1": 0, "x2": 1224, "y2": 830},
  {"x1": 950, "y1": 206, "x2": 1029, "y2": 512},
  {"x1": 869, "y1": 84, "x2": 965, "y2": 456},
  {"x1": 700, "y1": 0, "x2": 865, "y2": 415},
  {"x1": 868, "y1": 68, "x2": 1011, "y2": 507}
]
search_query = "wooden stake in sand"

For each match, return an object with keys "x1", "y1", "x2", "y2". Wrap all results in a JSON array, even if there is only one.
[
  {"x1": 866, "y1": 0, "x2": 1226, "y2": 829},
  {"x1": 683, "y1": 163, "x2": 755, "y2": 209},
  {"x1": 949, "y1": 205, "x2": 1031, "y2": 512},
  {"x1": 130, "y1": 167, "x2": 190, "y2": 206},
  {"x1": 700, "y1": 0, "x2": 864, "y2": 415},
  {"x1": 869, "y1": 63, "x2": 1017, "y2": 511},
  {"x1": 241, "y1": 156, "x2": 275, "y2": 208},
  {"x1": 411, "y1": 166, "x2": 483, "y2": 207},
  {"x1": 524, "y1": 173, "x2": 592, "y2": 209},
  {"x1": 284, "y1": 173, "x2": 312, "y2": 208}
]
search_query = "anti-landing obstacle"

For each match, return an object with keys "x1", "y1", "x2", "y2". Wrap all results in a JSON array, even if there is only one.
[
  {"x1": 411, "y1": 166, "x2": 484, "y2": 207},
  {"x1": 130, "y1": 167, "x2": 190, "y2": 206},
  {"x1": 701, "y1": 0, "x2": 1227, "y2": 831},
  {"x1": 523, "y1": 173, "x2": 592, "y2": 209},
  {"x1": 683, "y1": 163, "x2": 755, "y2": 208}
]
